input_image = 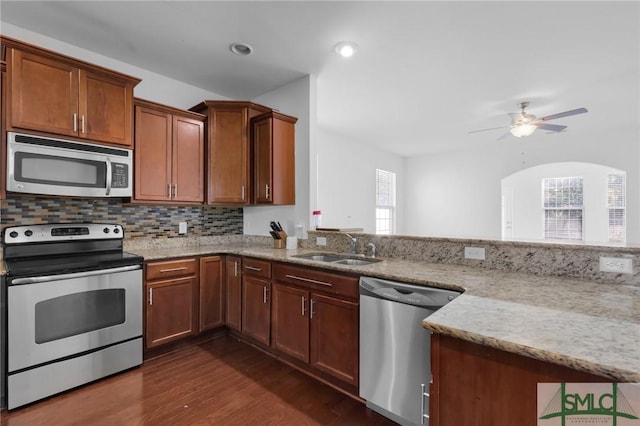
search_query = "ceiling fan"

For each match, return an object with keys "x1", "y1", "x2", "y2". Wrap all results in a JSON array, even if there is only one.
[{"x1": 469, "y1": 102, "x2": 588, "y2": 140}]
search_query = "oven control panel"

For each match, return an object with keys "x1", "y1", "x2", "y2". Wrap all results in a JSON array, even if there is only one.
[{"x1": 3, "y1": 223, "x2": 124, "y2": 244}]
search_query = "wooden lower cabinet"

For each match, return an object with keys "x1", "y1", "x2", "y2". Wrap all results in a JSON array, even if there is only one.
[
  {"x1": 199, "y1": 256, "x2": 224, "y2": 332},
  {"x1": 241, "y1": 275, "x2": 271, "y2": 346},
  {"x1": 146, "y1": 276, "x2": 197, "y2": 348},
  {"x1": 224, "y1": 256, "x2": 242, "y2": 331},
  {"x1": 271, "y1": 283, "x2": 310, "y2": 362},
  {"x1": 144, "y1": 258, "x2": 198, "y2": 348},
  {"x1": 271, "y1": 263, "x2": 359, "y2": 389},
  {"x1": 309, "y1": 293, "x2": 358, "y2": 387},
  {"x1": 430, "y1": 333, "x2": 610, "y2": 426}
]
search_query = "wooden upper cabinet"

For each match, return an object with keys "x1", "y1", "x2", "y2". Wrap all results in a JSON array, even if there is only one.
[
  {"x1": 79, "y1": 69, "x2": 134, "y2": 146},
  {"x1": 134, "y1": 99, "x2": 204, "y2": 204},
  {"x1": 2, "y1": 36, "x2": 140, "y2": 147},
  {"x1": 190, "y1": 101, "x2": 271, "y2": 205},
  {"x1": 252, "y1": 111, "x2": 297, "y2": 205},
  {"x1": 1, "y1": 60, "x2": 6, "y2": 200}
]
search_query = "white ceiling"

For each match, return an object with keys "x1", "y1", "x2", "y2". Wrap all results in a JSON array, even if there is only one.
[{"x1": 1, "y1": 1, "x2": 638, "y2": 157}]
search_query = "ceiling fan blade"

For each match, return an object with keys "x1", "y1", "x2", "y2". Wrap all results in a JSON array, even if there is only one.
[
  {"x1": 537, "y1": 123, "x2": 567, "y2": 132},
  {"x1": 539, "y1": 107, "x2": 588, "y2": 122},
  {"x1": 496, "y1": 131, "x2": 512, "y2": 141},
  {"x1": 468, "y1": 125, "x2": 509, "y2": 134}
]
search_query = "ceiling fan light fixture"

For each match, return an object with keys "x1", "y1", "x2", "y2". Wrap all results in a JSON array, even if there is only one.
[
  {"x1": 334, "y1": 41, "x2": 358, "y2": 58},
  {"x1": 229, "y1": 42, "x2": 253, "y2": 56},
  {"x1": 510, "y1": 123, "x2": 537, "y2": 138}
]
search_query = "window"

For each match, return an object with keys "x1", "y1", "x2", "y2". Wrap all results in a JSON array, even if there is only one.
[
  {"x1": 543, "y1": 177, "x2": 583, "y2": 240},
  {"x1": 376, "y1": 169, "x2": 396, "y2": 235},
  {"x1": 607, "y1": 174, "x2": 626, "y2": 243}
]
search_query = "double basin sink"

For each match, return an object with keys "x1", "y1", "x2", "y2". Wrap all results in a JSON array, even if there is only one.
[{"x1": 293, "y1": 253, "x2": 381, "y2": 266}]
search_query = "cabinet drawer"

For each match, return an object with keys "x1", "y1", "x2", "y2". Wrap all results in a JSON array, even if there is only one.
[
  {"x1": 273, "y1": 263, "x2": 359, "y2": 300},
  {"x1": 146, "y1": 258, "x2": 198, "y2": 281},
  {"x1": 242, "y1": 257, "x2": 271, "y2": 279}
]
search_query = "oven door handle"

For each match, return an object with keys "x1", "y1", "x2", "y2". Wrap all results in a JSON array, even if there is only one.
[{"x1": 10, "y1": 265, "x2": 142, "y2": 285}]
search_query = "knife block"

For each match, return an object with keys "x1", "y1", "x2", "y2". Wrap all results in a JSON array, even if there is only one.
[{"x1": 273, "y1": 230, "x2": 287, "y2": 248}]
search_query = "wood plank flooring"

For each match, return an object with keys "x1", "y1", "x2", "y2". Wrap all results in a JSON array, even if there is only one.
[{"x1": 0, "y1": 335, "x2": 397, "y2": 425}]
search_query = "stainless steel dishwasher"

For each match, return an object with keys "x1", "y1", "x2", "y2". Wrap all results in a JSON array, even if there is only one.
[{"x1": 359, "y1": 276, "x2": 461, "y2": 426}]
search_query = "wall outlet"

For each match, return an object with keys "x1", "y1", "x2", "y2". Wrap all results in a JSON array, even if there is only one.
[
  {"x1": 178, "y1": 222, "x2": 187, "y2": 234},
  {"x1": 599, "y1": 256, "x2": 633, "y2": 274},
  {"x1": 464, "y1": 246, "x2": 486, "y2": 260},
  {"x1": 316, "y1": 236, "x2": 327, "y2": 246}
]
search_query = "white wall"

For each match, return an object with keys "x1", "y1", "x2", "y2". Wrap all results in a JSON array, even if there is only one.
[
  {"x1": 243, "y1": 76, "x2": 315, "y2": 238},
  {"x1": 502, "y1": 162, "x2": 625, "y2": 243},
  {"x1": 1, "y1": 23, "x2": 227, "y2": 108},
  {"x1": 315, "y1": 129, "x2": 404, "y2": 234},
  {"x1": 404, "y1": 126, "x2": 639, "y2": 242}
]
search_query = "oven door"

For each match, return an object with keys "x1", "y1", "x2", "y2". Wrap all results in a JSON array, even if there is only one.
[{"x1": 7, "y1": 265, "x2": 142, "y2": 373}]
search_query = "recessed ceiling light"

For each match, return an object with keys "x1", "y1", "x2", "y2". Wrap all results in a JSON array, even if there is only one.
[
  {"x1": 229, "y1": 43, "x2": 253, "y2": 56},
  {"x1": 334, "y1": 41, "x2": 358, "y2": 58}
]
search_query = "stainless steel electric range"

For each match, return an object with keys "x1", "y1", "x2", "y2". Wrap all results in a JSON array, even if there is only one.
[{"x1": 2, "y1": 223, "x2": 144, "y2": 409}]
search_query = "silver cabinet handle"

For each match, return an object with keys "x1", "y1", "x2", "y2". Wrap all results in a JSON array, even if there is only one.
[
  {"x1": 174, "y1": 184, "x2": 177, "y2": 198},
  {"x1": 73, "y1": 113, "x2": 78, "y2": 132},
  {"x1": 310, "y1": 299, "x2": 316, "y2": 319},
  {"x1": 168, "y1": 183, "x2": 172, "y2": 198},
  {"x1": 234, "y1": 261, "x2": 239, "y2": 277},
  {"x1": 421, "y1": 383, "x2": 430, "y2": 424},
  {"x1": 149, "y1": 288, "x2": 153, "y2": 306},
  {"x1": 302, "y1": 296, "x2": 307, "y2": 316},
  {"x1": 245, "y1": 265, "x2": 262, "y2": 272},
  {"x1": 284, "y1": 274, "x2": 332, "y2": 287},
  {"x1": 81, "y1": 115, "x2": 86, "y2": 133},
  {"x1": 241, "y1": 185, "x2": 245, "y2": 200},
  {"x1": 159, "y1": 266, "x2": 187, "y2": 273},
  {"x1": 263, "y1": 286, "x2": 269, "y2": 304},
  {"x1": 265, "y1": 184, "x2": 270, "y2": 199}
]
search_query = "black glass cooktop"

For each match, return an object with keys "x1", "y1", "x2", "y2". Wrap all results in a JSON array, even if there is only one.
[{"x1": 5, "y1": 251, "x2": 143, "y2": 279}]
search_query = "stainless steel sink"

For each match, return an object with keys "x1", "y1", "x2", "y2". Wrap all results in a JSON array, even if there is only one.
[{"x1": 293, "y1": 253, "x2": 381, "y2": 266}]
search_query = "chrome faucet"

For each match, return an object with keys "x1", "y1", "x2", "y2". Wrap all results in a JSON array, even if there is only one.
[
  {"x1": 345, "y1": 233, "x2": 357, "y2": 254},
  {"x1": 367, "y1": 242, "x2": 376, "y2": 258}
]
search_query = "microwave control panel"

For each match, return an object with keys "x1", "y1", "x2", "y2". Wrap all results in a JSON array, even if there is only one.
[{"x1": 111, "y1": 163, "x2": 129, "y2": 188}]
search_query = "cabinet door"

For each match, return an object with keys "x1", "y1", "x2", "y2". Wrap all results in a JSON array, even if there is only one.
[
  {"x1": 172, "y1": 114, "x2": 204, "y2": 203},
  {"x1": 146, "y1": 276, "x2": 196, "y2": 348},
  {"x1": 134, "y1": 105, "x2": 172, "y2": 201},
  {"x1": 252, "y1": 112, "x2": 296, "y2": 205},
  {"x1": 199, "y1": 256, "x2": 224, "y2": 332},
  {"x1": 310, "y1": 292, "x2": 359, "y2": 387},
  {"x1": 8, "y1": 48, "x2": 79, "y2": 137},
  {"x1": 79, "y1": 69, "x2": 134, "y2": 146},
  {"x1": 208, "y1": 107, "x2": 249, "y2": 204},
  {"x1": 225, "y1": 256, "x2": 242, "y2": 331},
  {"x1": 241, "y1": 275, "x2": 270, "y2": 346},
  {"x1": 253, "y1": 116, "x2": 272, "y2": 204},
  {"x1": 1, "y1": 61, "x2": 6, "y2": 200},
  {"x1": 271, "y1": 283, "x2": 310, "y2": 363}
]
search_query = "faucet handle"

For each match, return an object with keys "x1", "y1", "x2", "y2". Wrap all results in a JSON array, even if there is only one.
[{"x1": 367, "y1": 242, "x2": 376, "y2": 258}]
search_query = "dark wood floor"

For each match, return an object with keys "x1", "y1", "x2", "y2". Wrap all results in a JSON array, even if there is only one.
[{"x1": 1, "y1": 335, "x2": 397, "y2": 425}]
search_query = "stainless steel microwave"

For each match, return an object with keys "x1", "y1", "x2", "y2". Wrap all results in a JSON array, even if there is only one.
[{"x1": 6, "y1": 132, "x2": 132, "y2": 198}]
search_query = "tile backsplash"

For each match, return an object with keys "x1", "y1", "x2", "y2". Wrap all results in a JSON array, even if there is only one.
[{"x1": 0, "y1": 194, "x2": 243, "y2": 239}]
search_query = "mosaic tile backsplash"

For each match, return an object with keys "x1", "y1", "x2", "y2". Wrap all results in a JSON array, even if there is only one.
[{"x1": 0, "y1": 195, "x2": 243, "y2": 239}]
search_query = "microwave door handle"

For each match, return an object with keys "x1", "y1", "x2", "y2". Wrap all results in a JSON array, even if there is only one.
[{"x1": 105, "y1": 157, "x2": 112, "y2": 196}]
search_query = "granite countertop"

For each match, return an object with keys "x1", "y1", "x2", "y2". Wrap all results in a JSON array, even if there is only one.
[
  {"x1": 4, "y1": 242, "x2": 636, "y2": 382},
  {"x1": 132, "y1": 243, "x2": 640, "y2": 382}
]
